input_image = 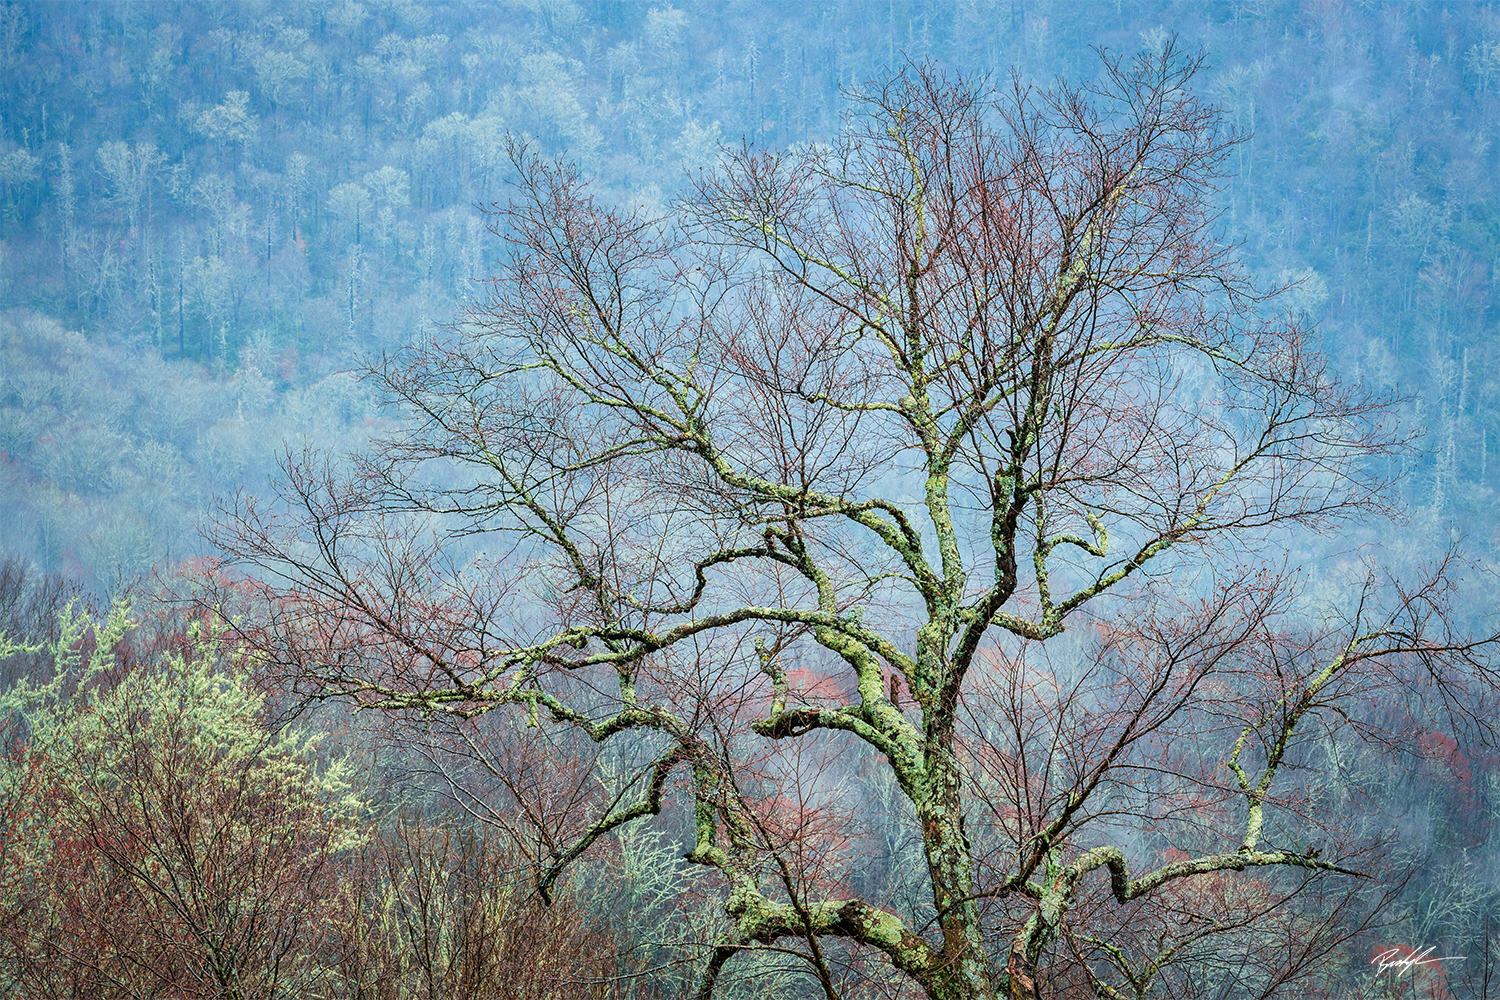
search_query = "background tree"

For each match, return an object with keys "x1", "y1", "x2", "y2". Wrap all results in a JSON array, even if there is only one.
[
  {"x1": 214, "y1": 49, "x2": 1500, "y2": 1000},
  {"x1": 0, "y1": 603, "x2": 367, "y2": 1000},
  {"x1": 326, "y1": 812, "x2": 633, "y2": 1000}
]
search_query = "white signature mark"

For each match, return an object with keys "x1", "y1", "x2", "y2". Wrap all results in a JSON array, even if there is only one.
[{"x1": 1371, "y1": 945, "x2": 1465, "y2": 976}]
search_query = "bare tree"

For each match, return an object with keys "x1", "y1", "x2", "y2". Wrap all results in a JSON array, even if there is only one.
[
  {"x1": 0, "y1": 604, "x2": 365, "y2": 1000},
  {"x1": 215, "y1": 49, "x2": 1497, "y2": 1000},
  {"x1": 326, "y1": 812, "x2": 634, "y2": 1000}
]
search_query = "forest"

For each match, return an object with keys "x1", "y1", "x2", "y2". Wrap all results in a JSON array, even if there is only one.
[{"x1": 2, "y1": 1, "x2": 1500, "y2": 998}]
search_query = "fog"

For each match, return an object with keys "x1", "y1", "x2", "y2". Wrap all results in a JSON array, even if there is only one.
[{"x1": 1, "y1": 3, "x2": 1498, "y2": 999}]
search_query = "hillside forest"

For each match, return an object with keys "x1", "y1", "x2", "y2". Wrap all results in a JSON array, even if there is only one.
[{"x1": 3, "y1": 2, "x2": 1500, "y2": 998}]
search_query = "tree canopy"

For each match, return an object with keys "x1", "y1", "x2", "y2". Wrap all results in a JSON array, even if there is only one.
[{"x1": 217, "y1": 50, "x2": 1496, "y2": 1000}]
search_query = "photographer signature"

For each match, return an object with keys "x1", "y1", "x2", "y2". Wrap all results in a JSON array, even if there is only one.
[{"x1": 1371, "y1": 945, "x2": 1464, "y2": 975}]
